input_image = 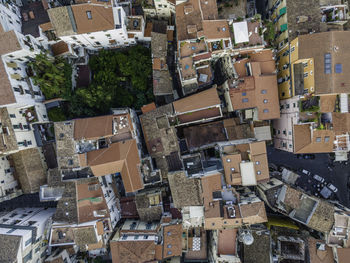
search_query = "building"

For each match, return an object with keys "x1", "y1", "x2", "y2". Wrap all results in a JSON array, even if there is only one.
[
  {"x1": 142, "y1": 0, "x2": 175, "y2": 19},
  {"x1": 175, "y1": 0, "x2": 230, "y2": 94},
  {"x1": 54, "y1": 109, "x2": 145, "y2": 193},
  {"x1": 0, "y1": 0, "x2": 22, "y2": 33},
  {"x1": 47, "y1": 1, "x2": 147, "y2": 50},
  {"x1": 222, "y1": 49, "x2": 280, "y2": 121},
  {"x1": 0, "y1": 105, "x2": 49, "y2": 155},
  {"x1": 48, "y1": 170, "x2": 119, "y2": 256},
  {"x1": 201, "y1": 173, "x2": 267, "y2": 230},
  {"x1": 258, "y1": 178, "x2": 350, "y2": 245},
  {"x1": 270, "y1": 0, "x2": 350, "y2": 99},
  {"x1": 0, "y1": 30, "x2": 46, "y2": 108},
  {"x1": 110, "y1": 218, "x2": 183, "y2": 262},
  {"x1": 220, "y1": 141, "x2": 269, "y2": 186},
  {"x1": 0, "y1": 207, "x2": 55, "y2": 263},
  {"x1": 151, "y1": 21, "x2": 174, "y2": 102},
  {"x1": 273, "y1": 96, "x2": 300, "y2": 152}
]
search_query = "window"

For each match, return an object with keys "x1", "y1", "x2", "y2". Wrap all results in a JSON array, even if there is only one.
[
  {"x1": 316, "y1": 137, "x2": 321, "y2": 142},
  {"x1": 35, "y1": 247, "x2": 40, "y2": 253},
  {"x1": 105, "y1": 34, "x2": 111, "y2": 37},
  {"x1": 290, "y1": 46, "x2": 295, "y2": 52},
  {"x1": 242, "y1": 98, "x2": 249, "y2": 103},
  {"x1": 255, "y1": 161, "x2": 260, "y2": 165},
  {"x1": 261, "y1": 89, "x2": 267, "y2": 94},
  {"x1": 167, "y1": 251, "x2": 172, "y2": 255},
  {"x1": 13, "y1": 125, "x2": 19, "y2": 129},
  {"x1": 95, "y1": 41, "x2": 101, "y2": 45},
  {"x1": 71, "y1": 36, "x2": 77, "y2": 40},
  {"x1": 293, "y1": 103, "x2": 296, "y2": 108},
  {"x1": 23, "y1": 251, "x2": 32, "y2": 263},
  {"x1": 86, "y1": 11, "x2": 92, "y2": 19},
  {"x1": 257, "y1": 171, "x2": 261, "y2": 175},
  {"x1": 167, "y1": 244, "x2": 172, "y2": 248},
  {"x1": 90, "y1": 36, "x2": 95, "y2": 39},
  {"x1": 324, "y1": 136, "x2": 330, "y2": 142},
  {"x1": 303, "y1": 62, "x2": 308, "y2": 67},
  {"x1": 288, "y1": 131, "x2": 292, "y2": 135},
  {"x1": 25, "y1": 238, "x2": 32, "y2": 246},
  {"x1": 145, "y1": 223, "x2": 152, "y2": 230},
  {"x1": 286, "y1": 104, "x2": 290, "y2": 109},
  {"x1": 144, "y1": 235, "x2": 148, "y2": 239},
  {"x1": 304, "y1": 72, "x2": 308, "y2": 78},
  {"x1": 9, "y1": 114, "x2": 16, "y2": 118},
  {"x1": 167, "y1": 231, "x2": 171, "y2": 236},
  {"x1": 263, "y1": 109, "x2": 269, "y2": 113},
  {"x1": 263, "y1": 99, "x2": 268, "y2": 104},
  {"x1": 289, "y1": 144, "x2": 292, "y2": 148},
  {"x1": 242, "y1": 92, "x2": 247, "y2": 96},
  {"x1": 27, "y1": 140, "x2": 32, "y2": 145}
]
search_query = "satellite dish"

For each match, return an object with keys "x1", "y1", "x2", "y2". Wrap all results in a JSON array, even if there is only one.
[{"x1": 239, "y1": 230, "x2": 254, "y2": 246}]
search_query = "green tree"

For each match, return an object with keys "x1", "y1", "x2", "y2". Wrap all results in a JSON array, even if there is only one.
[{"x1": 29, "y1": 52, "x2": 72, "y2": 99}]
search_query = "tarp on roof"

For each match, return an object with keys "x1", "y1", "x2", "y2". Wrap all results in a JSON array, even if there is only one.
[
  {"x1": 240, "y1": 162, "x2": 257, "y2": 186},
  {"x1": 232, "y1": 21, "x2": 249, "y2": 44}
]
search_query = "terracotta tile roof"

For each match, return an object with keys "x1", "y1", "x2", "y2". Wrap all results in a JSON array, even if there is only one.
[
  {"x1": 332, "y1": 112, "x2": 350, "y2": 135},
  {"x1": 308, "y1": 238, "x2": 334, "y2": 263},
  {"x1": 110, "y1": 240, "x2": 157, "y2": 263},
  {"x1": 71, "y1": 4, "x2": 114, "y2": 34},
  {"x1": 0, "y1": 30, "x2": 21, "y2": 55},
  {"x1": 51, "y1": 41, "x2": 69, "y2": 56},
  {"x1": 144, "y1": 22, "x2": 152, "y2": 38},
  {"x1": 173, "y1": 86, "x2": 220, "y2": 113},
  {"x1": 218, "y1": 229, "x2": 237, "y2": 256},
  {"x1": 48, "y1": 6, "x2": 76, "y2": 37},
  {"x1": 320, "y1": 95, "x2": 337, "y2": 113},
  {"x1": 39, "y1": 22, "x2": 53, "y2": 31},
  {"x1": 86, "y1": 139, "x2": 143, "y2": 193},
  {"x1": 176, "y1": 0, "x2": 202, "y2": 41},
  {"x1": 293, "y1": 124, "x2": 334, "y2": 153},
  {"x1": 337, "y1": 247, "x2": 350, "y2": 263},
  {"x1": 308, "y1": 200, "x2": 334, "y2": 233},
  {"x1": 202, "y1": 20, "x2": 230, "y2": 40},
  {"x1": 163, "y1": 224, "x2": 183, "y2": 258},
  {"x1": 141, "y1": 102, "x2": 156, "y2": 114},
  {"x1": 168, "y1": 171, "x2": 202, "y2": 208},
  {"x1": 221, "y1": 141, "x2": 269, "y2": 185},
  {"x1": 0, "y1": 59, "x2": 16, "y2": 106},
  {"x1": 74, "y1": 115, "x2": 113, "y2": 140},
  {"x1": 76, "y1": 178, "x2": 109, "y2": 223},
  {"x1": 11, "y1": 148, "x2": 47, "y2": 194},
  {"x1": 239, "y1": 201, "x2": 267, "y2": 224},
  {"x1": 298, "y1": 31, "x2": 350, "y2": 95},
  {"x1": 228, "y1": 51, "x2": 280, "y2": 121},
  {"x1": 201, "y1": 173, "x2": 222, "y2": 213},
  {"x1": 199, "y1": 0, "x2": 218, "y2": 20}
]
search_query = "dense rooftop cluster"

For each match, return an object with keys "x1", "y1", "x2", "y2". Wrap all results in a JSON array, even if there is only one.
[{"x1": 1, "y1": 0, "x2": 350, "y2": 262}]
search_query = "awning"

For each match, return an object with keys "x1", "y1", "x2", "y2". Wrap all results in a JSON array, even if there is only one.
[
  {"x1": 10, "y1": 73, "x2": 21, "y2": 80},
  {"x1": 279, "y1": 6, "x2": 287, "y2": 16},
  {"x1": 280, "y1": 23, "x2": 288, "y2": 32},
  {"x1": 6, "y1": 62, "x2": 17, "y2": 68}
]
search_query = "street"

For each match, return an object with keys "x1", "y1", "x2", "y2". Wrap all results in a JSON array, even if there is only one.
[{"x1": 267, "y1": 146, "x2": 350, "y2": 208}]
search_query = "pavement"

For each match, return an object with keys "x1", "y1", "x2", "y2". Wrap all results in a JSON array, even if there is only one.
[{"x1": 267, "y1": 145, "x2": 350, "y2": 208}]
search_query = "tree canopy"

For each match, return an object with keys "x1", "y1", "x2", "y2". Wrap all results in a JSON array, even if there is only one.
[
  {"x1": 72, "y1": 45, "x2": 153, "y2": 116},
  {"x1": 29, "y1": 52, "x2": 72, "y2": 100},
  {"x1": 31, "y1": 45, "x2": 153, "y2": 120}
]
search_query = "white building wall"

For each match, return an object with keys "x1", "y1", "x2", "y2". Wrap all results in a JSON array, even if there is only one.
[
  {"x1": 0, "y1": 0, "x2": 22, "y2": 33},
  {"x1": 273, "y1": 97, "x2": 300, "y2": 152},
  {"x1": 0, "y1": 207, "x2": 55, "y2": 263},
  {"x1": 0, "y1": 156, "x2": 19, "y2": 198}
]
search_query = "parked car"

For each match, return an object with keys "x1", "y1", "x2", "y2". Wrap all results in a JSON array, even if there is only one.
[
  {"x1": 296, "y1": 154, "x2": 315, "y2": 160},
  {"x1": 327, "y1": 183, "x2": 338, "y2": 193},
  {"x1": 298, "y1": 168, "x2": 311, "y2": 176},
  {"x1": 313, "y1": 174, "x2": 325, "y2": 183}
]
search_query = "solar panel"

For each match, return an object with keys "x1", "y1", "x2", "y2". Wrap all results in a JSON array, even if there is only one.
[
  {"x1": 324, "y1": 53, "x2": 332, "y2": 74},
  {"x1": 335, "y1": 64, "x2": 343, "y2": 74}
]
